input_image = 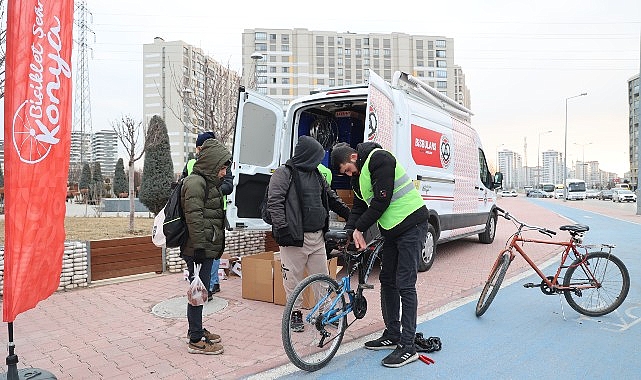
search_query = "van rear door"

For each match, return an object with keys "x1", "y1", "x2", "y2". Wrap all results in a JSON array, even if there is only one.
[
  {"x1": 365, "y1": 70, "x2": 396, "y2": 151},
  {"x1": 226, "y1": 88, "x2": 284, "y2": 230}
]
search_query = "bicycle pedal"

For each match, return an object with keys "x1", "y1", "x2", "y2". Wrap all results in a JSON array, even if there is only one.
[
  {"x1": 523, "y1": 282, "x2": 538, "y2": 288},
  {"x1": 358, "y1": 283, "x2": 374, "y2": 290}
]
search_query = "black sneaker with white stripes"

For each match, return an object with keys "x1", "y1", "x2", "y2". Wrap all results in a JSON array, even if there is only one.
[
  {"x1": 364, "y1": 334, "x2": 398, "y2": 350},
  {"x1": 381, "y1": 344, "x2": 418, "y2": 368}
]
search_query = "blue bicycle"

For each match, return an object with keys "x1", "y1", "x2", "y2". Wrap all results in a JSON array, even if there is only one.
[{"x1": 281, "y1": 230, "x2": 384, "y2": 372}]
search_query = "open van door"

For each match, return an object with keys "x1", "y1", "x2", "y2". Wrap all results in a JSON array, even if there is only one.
[
  {"x1": 365, "y1": 69, "x2": 396, "y2": 151},
  {"x1": 226, "y1": 88, "x2": 284, "y2": 229}
]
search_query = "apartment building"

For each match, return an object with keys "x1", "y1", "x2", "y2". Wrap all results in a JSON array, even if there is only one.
[
  {"x1": 91, "y1": 130, "x2": 119, "y2": 176},
  {"x1": 497, "y1": 149, "x2": 523, "y2": 190},
  {"x1": 542, "y1": 150, "x2": 564, "y2": 185},
  {"x1": 241, "y1": 28, "x2": 470, "y2": 109},
  {"x1": 142, "y1": 37, "x2": 240, "y2": 175},
  {"x1": 628, "y1": 73, "x2": 639, "y2": 186}
]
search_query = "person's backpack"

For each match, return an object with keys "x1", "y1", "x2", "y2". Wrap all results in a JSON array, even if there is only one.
[
  {"x1": 259, "y1": 163, "x2": 296, "y2": 225},
  {"x1": 163, "y1": 174, "x2": 209, "y2": 248}
]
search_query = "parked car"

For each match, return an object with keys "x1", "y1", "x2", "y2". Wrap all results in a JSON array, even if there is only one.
[
  {"x1": 554, "y1": 189, "x2": 564, "y2": 199},
  {"x1": 598, "y1": 189, "x2": 614, "y2": 200},
  {"x1": 526, "y1": 189, "x2": 547, "y2": 198},
  {"x1": 585, "y1": 189, "x2": 600, "y2": 199},
  {"x1": 500, "y1": 189, "x2": 518, "y2": 197},
  {"x1": 612, "y1": 189, "x2": 636, "y2": 203}
]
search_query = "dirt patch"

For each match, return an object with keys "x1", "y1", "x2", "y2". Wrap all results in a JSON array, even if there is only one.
[{"x1": 0, "y1": 217, "x2": 155, "y2": 245}]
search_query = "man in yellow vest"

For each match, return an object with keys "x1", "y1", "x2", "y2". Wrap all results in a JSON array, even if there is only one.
[{"x1": 331, "y1": 141, "x2": 428, "y2": 368}]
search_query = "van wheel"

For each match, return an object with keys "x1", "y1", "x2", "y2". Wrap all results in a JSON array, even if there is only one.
[
  {"x1": 418, "y1": 224, "x2": 436, "y2": 272},
  {"x1": 478, "y1": 212, "x2": 497, "y2": 244}
]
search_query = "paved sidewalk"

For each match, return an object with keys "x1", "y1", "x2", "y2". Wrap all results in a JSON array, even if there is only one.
[{"x1": 1, "y1": 197, "x2": 636, "y2": 379}]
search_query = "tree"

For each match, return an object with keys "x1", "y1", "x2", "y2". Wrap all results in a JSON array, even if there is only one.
[
  {"x1": 92, "y1": 162, "x2": 104, "y2": 201},
  {"x1": 79, "y1": 162, "x2": 92, "y2": 191},
  {"x1": 113, "y1": 158, "x2": 128, "y2": 197},
  {"x1": 112, "y1": 115, "x2": 146, "y2": 232},
  {"x1": 139, "y1": 115, "x2": 174, "y2": 215}
]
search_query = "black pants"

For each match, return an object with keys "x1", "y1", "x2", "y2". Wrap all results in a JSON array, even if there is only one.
[
  {"x1": 182, "y1": 254, "x2": 213, "y2": 342},
  {"x1": 379, "y1": 220, "x2": 428, "y2": 346}
]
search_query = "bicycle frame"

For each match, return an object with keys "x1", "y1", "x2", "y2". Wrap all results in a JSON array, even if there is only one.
[{"x1": 504, "y1": 228, "x2": 602, "y2": 292}]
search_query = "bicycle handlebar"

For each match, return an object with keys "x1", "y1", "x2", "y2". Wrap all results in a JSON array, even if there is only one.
[{"x1": 495, "y1": 206, "x2": 557, "y2": 236}]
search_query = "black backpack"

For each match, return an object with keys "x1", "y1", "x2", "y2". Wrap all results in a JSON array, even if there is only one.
[
  {"x1": 163, "y1": 174, "x2": 209, "y2": 248},
  {"x1": 260, "y1": 163, "x2": 297, "y2": 225}
]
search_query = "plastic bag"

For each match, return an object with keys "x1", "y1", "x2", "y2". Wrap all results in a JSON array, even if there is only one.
[
  {"x1": 187, "y1": 264, "x2": 208, "y2": 306},
  {"x1": 151, "y1": 206, "x2": 166, "y2": 247}
]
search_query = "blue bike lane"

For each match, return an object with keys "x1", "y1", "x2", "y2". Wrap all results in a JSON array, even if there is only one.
[{"x1": 255, "y1": 200, "x2": 641, "y2": 380}]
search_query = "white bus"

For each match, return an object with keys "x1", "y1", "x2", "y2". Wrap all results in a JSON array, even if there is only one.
[{"x1": 565, "y1": 178, "x2": 586, "y2": 200}]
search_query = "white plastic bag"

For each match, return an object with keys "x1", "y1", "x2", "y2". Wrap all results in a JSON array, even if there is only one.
[
  {"x1": 151, "y1": 206, "x2": 166, "y2": 247},
  {"x1": 187, "y1": 263, "x2": 208, "y2": 306}
]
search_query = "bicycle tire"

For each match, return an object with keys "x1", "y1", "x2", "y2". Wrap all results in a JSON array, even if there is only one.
[
  {"x1": 476, "y1": 251, "x2": 511, "y2": 317},
  {"x1": 563, "y1": 251, "x2": 630, "y2": 317},
  {"x1": 281, "y1": 273, "x2": 347, "y2": 372}
]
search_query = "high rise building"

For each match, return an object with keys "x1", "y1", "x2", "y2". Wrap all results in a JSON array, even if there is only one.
[
  {"x1": 241, "y1": 29, "x2": 470, "y2": 109},
  {"x1": 497, "y1": 149, "x2": 523, "y2": 190},
  {"x1": 91, "y1": 130, "x2": 119, "y2": 176},
  {"x1": 142, "y1": 37, "x2": 241, "y2": 176},
  {"x1": 542, "y1": 150, "x2": 564, "y2": 185},
  {"x1": 628, "y1": 73, "x2": 639, "y2": 186}
]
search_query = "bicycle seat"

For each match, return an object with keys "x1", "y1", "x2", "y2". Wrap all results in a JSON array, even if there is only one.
[{"x1": 559, "y1": 224, "x2": 589, "y2": 233}]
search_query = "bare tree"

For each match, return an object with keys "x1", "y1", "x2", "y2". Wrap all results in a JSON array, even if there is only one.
[
  {"x1": 163, "y1": 56, "x2": 241, "y2": 146},
  {"x1": 0, "y1": 0, "x2": 7, "y2": 99},
  {"x1": 111, "y1": 115, "x2": 145, "y2": 232}
]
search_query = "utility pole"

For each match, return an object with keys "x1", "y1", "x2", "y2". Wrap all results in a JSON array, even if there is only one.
[{"x1": 73, "y1": 1, "x2": 94, "y2": 177}]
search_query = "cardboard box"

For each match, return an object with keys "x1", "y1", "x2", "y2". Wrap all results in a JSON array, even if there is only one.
[
  {"x1": 240, "y1": 252, "x2": 274, "y2": 302},
  {"x1": 230, "y1": 262, "x2": 242, "y2": 277},
  {"x1": 273, "y1": 256, "x2": 339, "y2": 307}
]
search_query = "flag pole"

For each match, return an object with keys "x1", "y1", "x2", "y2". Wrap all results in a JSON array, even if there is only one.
[{"x1": 1, "y1": 323, "x2": 58, "y2": 379}]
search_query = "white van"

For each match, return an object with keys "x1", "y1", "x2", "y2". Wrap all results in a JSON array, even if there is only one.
[{"x1": 227, "y1": 70, "x2": 501, "y2": 271}]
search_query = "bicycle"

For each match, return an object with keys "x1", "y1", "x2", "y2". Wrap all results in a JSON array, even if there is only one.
[
  {"x1": 281, "y1": 230, "x2": 384, "y2": 372},
  {"x1": 476, "y1": 206, "x2": 630, "y2": 318}
]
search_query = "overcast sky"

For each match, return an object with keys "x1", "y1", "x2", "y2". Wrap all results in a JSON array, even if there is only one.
[{"x1": 20, "y1": 0, "x2": 641, "y2": 175}]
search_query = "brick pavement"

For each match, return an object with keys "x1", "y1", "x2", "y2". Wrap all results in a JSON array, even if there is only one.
[{"x1": 3, "y1": 197, "x2": 636, "y2": 379}]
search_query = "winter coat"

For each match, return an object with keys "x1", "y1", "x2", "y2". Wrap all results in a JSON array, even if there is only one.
[
  {"x1": 180, "y1": 139, "x2": 232, "y2": 260},
  {"x1": 268, "y1": 136, "x2": 350, "y2": 246}
]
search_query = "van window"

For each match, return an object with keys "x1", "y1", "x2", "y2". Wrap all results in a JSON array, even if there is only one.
[
  {"x1": 238, "y1": 102, "x2": 278, "y2": 166},
  {"x1": 478, "y1": 148, "x2": 491, "y2": 188}
]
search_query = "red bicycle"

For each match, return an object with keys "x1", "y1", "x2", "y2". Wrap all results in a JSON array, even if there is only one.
[{"x1": 476, "y1": 207, "x2": 630, "y2": 317}]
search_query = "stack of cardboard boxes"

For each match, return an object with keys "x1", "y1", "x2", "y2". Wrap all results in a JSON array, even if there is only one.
[{"x1": 241, "y1": 251, "x2": 338, "y2": 306}]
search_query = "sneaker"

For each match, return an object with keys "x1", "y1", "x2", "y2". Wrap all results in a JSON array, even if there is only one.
[
  {"x1": 187, "y1": 337, "x2": 224, "y2": 355},
  {"x1": 186, "y1": 328, "x2": 221, "y2": 344},
  {"x1": 290, "y1": 310, "x2": 304, "y2": 332},
  {"x1": 381, "y1": 344, "x2": 418, "y2": 368},
  {"x1": 207, "y1": 290, "x2": 213, "y2": 302},
  {"x1": 212, "y1": 284, "x2": 220, "y2": 293},
  {"x1": 364, "y1": 334, "x2": 398, "y2": 350}
]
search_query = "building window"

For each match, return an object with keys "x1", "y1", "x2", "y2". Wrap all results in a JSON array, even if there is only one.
[
  {"x1": 282, "y1": 67, "x2": 290, "y2": 73},
  {"x1": 255, "y1": 43, "x2": 267, "y2": 51},
  {"x1": 373, "y1": 49, "x2": 379, "y2": 57},
  {"x1": 417, "y1": 60, "x2": 424, "y2": 67},
  {"x1": 328, "y1": 57, "x2": 335, "y2": 67},
  {"x1": 436, "y1": 81, "x2": 447, "y2": 89},
  {"x1": 436, "y1": 70, "x2": 447, "y2": 78},
  {"x1": 337, "y1": 47, "x2": 343, "y2": 56},
  {"x1": 416, "y1": 40, "x2": 423, "y2": 49},
  {"x1": 257, "y1": 76, "x2": 267, "y2": 84},
  {"x1": 316, "y1": 35, "x2": 324, "y2": 44},
  {"x1": 269, "y1": 34, "x2": 276, "y2": 42},
  {"x1": 337, "y1": 68, "x2": 343, "y2": 76},
  {"x1": 270, "y1": 67, "x2": 276, "y2": 73},
  {"x1": 328, "y1": 37, "x2": 334, "y2": 46},
  {"x1": 317, "y1": 67, "x2": 324, "y2": 74},
  {"x1": 436, "y1": 60, "x2": 447, "y2": 68},
  {"x1": 356, "y1": 49, "x2": 362, "y2": 57},
  {"x1": 337, "y1": 57, "x2": 343, "y2": 66},
  {"x1": 317, "y1": 56, "x2": 325, "y2": 66},
  {"x1": 329, "y1": 79, "x2": 335, "y2": 86},
  {"x1": 328, "y1": 47, "x2": 334, "y2": 56},
  {"x1": 316, "y1": 46, "x2": 325, "y2": 56},
  {"x1": 363, "y1": 58, "x2": 369, "y2": 66},
  {"x1": 416, "y1": 50, "x2": 424, "y2": 59},
  {"x1": 383, "y1": 49, "x2": 391, "y2": 57},
  {"x1": 428, "y1": 41, "x2": 433, "y2": 50},
  {"x1": 255, "y1": 32, "x2": 267, "y2": 40},
  {"x1": 257, "y1": 65, "x2": 267, "y2": 73},
  {"x1": 417, "y1": 71, "x2": 425, "y2": 77},
  {"x1": 363, "y1": 37, "x2": 369, "y2": 46},
  {"x1": 427, "y1": 71, "x2": 435, "y2": 78},
  {"x1": 337, "y1": 37, "x2": 343, "y2": 45},
  {"x1": 436, "y1": 50, "x2": 446, "y2": 58},
  {"x1": 345, "y1": 48, "x2": 351, "y2": 57},
  {"x1": 282, "y1": 45, "x2": 289, "y2": 52},
  {"x1": 435, "y1": 39, "x2": 446, "y2": 48},
  {"x1": 282, "y1": 78, "x2": 289, "y2": 84},
  {"x1": 428, "y1": 60, "x2": 434, "y2": 67},
  {"x1": 281, "y1": 34, "x2": 289, "y2": 44}
]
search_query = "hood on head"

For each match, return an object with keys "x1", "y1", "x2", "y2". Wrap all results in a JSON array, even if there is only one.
[
  {"x1": 292, "y1": 135, "x2": 325, "y2": 172},
  {"x1": 193, "y1": 139, "x2": 232, "y2": 180}
]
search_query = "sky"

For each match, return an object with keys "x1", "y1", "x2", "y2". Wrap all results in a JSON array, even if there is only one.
[{"x1": 9, "y1": 0, "x2": 641, "y2": 176}]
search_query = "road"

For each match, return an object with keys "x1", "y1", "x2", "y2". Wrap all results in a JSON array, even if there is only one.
[{"x1": 253, "y1": 197, "x2": 641, "y2": 379}]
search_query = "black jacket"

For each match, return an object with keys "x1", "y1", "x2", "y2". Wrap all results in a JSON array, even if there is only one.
[
  {"x1": 345, "y1": 142, "x2": 428, "y2": 239},
  {"x1": 268, "y1": 136, "x2": 350, "y2": 246}
]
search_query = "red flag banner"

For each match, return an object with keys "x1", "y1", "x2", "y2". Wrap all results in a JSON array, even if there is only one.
[{"x1": 3, "y1": 0, "x2": 74, "y2": 322}]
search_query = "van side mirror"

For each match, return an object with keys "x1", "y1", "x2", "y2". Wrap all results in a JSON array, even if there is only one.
[{"x1": 493, "y1": 172, "x2": 503, "y2": 190}]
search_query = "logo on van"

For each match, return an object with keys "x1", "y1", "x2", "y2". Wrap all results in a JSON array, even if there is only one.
[
  {"x1": 367, "y1": 105, "x2": 378, "y2": 141},
  {"x1": 410, "y1": 124, "x2": 451, "y2": 169}
]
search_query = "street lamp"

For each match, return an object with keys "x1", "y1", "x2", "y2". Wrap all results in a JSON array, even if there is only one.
[
  {"x1": 537, "y1": 130, "x2": 552, "y2": 188},
  {"x1": 563, "y1": 92, "x2": 587, "y2": 201},
  {"x1": 250, "y1": 51, "x2": 265, "y2": 90},
  {"x1": 574, "y1": 142, "x2": 593, "y2": 183}
]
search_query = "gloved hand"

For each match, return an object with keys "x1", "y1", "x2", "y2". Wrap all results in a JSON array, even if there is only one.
[
  {"x1": 276, "y1": 227, "x2": 295, "y2": 247},
  {"x1": 193, "y1": 248, "x2": 206, "y2": 264}
]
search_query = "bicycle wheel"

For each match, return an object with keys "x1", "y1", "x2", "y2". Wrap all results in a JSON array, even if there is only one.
[
  {"x1": 282, "y1": 273, "x2": 347, "y2": 372},
  {"x1": 563, "y1": 251, "x2": 630, "y2": 317},
  {"x1": 476, "y1": 251, "x2": 511, "y2": 317}
]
